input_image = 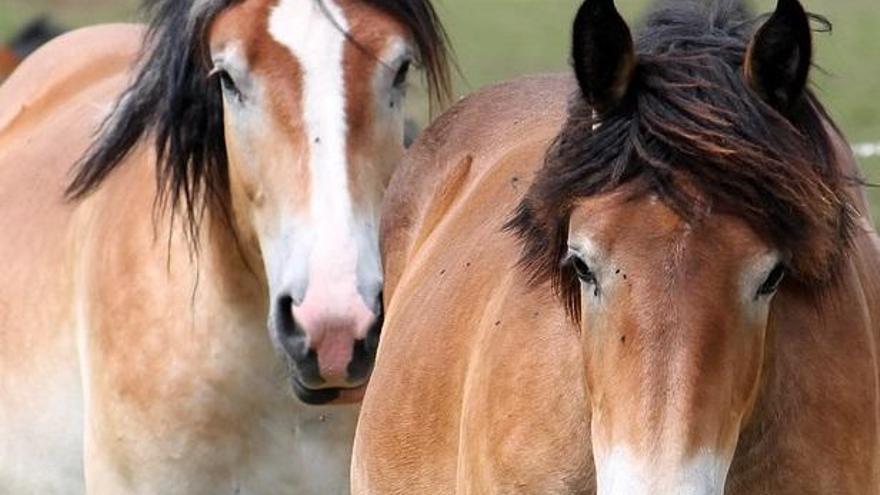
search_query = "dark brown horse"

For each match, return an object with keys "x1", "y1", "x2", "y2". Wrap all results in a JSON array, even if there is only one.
[{"x1": 353, "y1": 0, "x2": 880, "y2": 493}]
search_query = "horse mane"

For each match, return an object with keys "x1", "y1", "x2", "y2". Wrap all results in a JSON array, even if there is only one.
[
  {"x1": 508, "y1": 0, "x2": 855, "y2": 318},
  {"x1": 66, "y1": 0, "x2": 451, "y2": 242}
]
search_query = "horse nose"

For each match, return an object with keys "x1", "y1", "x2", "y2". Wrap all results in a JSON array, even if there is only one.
[{"x1": 273, "y1": 293, "x2": 381, "y2": 389}]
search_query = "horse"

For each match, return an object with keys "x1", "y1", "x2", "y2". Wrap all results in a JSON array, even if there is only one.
[
  {"x1": 352, "y1": 0, "x2": 880, "y2": 493},
  {"x1": 0, "y1": 16, "x2": 65, "y2": 80},
  {"x1": 0, "y1": 0, "x2": 448, "y2": 492},
  {"x1": 0, "y1": 46, "x2": 17, "y2": 80}
]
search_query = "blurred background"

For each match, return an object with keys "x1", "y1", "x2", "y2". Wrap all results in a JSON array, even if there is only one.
[{"x1": 1, "y1": 0, "x2": 877, "y2": 221}]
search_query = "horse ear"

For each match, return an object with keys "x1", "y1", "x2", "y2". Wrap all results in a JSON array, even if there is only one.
[
  {"x1": 744, "y1": 0, "x2": 812, "y2": 112},
  {"x1": 571, "y1": 0, "x2": 636, "y2": 113}
]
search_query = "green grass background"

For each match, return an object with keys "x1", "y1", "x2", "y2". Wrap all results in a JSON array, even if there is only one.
[{"x1": 1, "y1": 0, "x2": 878, "y2": 221}]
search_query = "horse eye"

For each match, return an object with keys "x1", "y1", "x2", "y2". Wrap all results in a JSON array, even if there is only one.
[
  {"x1": 215, "y1": 70, "x2": 242, "y2": 101},
  {"x1": 757, "y1": 263, "x2": 786, "y2": 297},
  {"x1": 393, "y1": 60, "x2": 411, "y2": 88},
  {"x1": 569, "y1": 256, "x2": 596, "y2": 285}
]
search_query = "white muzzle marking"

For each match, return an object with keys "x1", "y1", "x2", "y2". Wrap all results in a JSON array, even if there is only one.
[{"x1": 596, "y1": 448, "x2": 730, "y2": 495}]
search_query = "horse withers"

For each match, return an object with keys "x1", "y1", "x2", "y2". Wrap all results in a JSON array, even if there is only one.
[
  {"x1": 353, "y1": 0, "x2": 880, "y2": 493},
  {"x1": 0, "y1": 0, "x2": 448, "y2": 493}
]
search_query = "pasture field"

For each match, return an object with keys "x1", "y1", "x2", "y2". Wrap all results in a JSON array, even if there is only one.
[{"x1": 1, "y1": 0, "x2": 877, "y2": 221}]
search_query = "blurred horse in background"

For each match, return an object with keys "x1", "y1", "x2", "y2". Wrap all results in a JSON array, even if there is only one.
[
  {"x1": 0, "y1": 16, "x2": 64, "y2": 80},
  {"x1": 0, "y1": 0, "x2": 449, "y2": 493}
]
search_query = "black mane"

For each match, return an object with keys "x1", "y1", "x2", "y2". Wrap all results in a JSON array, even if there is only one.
[
  {"x1": 67, "y1": 0, "x2": 451, "y2": 242},
  {"x1": 509, "y1": 0, "x2": 855, "y2": 317}
]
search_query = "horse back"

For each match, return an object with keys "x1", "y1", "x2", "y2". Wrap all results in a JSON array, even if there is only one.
[{"x1": 0, "y1": 24, "x2": 142, "y2": 127}]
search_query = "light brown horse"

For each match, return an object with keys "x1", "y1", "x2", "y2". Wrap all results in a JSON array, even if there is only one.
[
  {"x1": 0, "y1": 0, "x2": 448, "y2": 492},
  {"x1": 353, "y1": 0, "x2": 880, "y2": 493}
]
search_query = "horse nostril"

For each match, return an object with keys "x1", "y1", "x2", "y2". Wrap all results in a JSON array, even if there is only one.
[
  {"x1": 348, "y1": 338, "x2": 373, "y2": 382},
  {"x1": 348, "y1": 310, "x2": 383, "y2": 383},
  {"x1": 274, "y1": 294, "x2": 311, "y2": 362},
  {"x1": 276, "y1": 294, "x2": 297, "y2": 337}
]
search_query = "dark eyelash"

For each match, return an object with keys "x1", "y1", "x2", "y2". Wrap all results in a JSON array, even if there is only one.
[
  {"x1": 393, "y1": 60, "x2": 411, "y2": 87},
  {"x1": 210, "y1": 68, "x2": 243, "y2": 102}
]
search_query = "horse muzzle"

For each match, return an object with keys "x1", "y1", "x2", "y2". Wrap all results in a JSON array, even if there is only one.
[{"x1": 271, "y1": 292, "x2": 382, "y2": 405}]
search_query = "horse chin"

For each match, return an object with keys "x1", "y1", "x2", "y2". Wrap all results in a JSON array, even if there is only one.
[{"x1": 290, "y1": 376, "x2": 367, "y2": 406}]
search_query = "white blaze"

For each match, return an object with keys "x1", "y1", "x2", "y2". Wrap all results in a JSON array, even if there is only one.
[{"x1": 267, "y1": 0, "x2": 382, "y2": 332}]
